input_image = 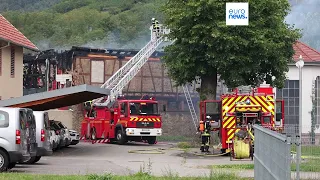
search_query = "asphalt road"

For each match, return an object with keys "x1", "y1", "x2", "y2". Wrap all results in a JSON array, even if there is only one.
[{"x1": 10, "y1": 141, "x2": 254, "y2": 177}]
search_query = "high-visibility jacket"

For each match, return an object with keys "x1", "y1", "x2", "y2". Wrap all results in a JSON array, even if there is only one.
[
  {"x1": 155, "y1": 20, "x2": 159, "y2": 29},
  {"x1": 84, "y1": 100, "x2": 92, "y2": 107},
  {"x1": 202, "y1": 121, "x2": 211, "y2": 136},
  {"x1": 152, "y1": 19, "x2": 156, "y2": 29}
]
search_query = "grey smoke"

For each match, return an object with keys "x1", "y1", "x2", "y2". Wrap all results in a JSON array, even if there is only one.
[{"x1": 285, "y1": 0, "x2": 320, "y2": 50}]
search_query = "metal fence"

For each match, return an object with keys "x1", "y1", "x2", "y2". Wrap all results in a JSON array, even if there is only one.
[
  {"x1": 253, "y1": 124, "x2": 292, "y2": 180},
  {"x1": 282, "y1": 124, "x2": 320, "y2": 180},
  {"x1": 253, "y1": 124, "x2": 320, "y2": 180}
]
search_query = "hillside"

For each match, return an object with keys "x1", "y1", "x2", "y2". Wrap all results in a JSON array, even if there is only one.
[
  {"x1": 1, "y1": 0, "x2": 320, "y2": 51},
  {"x1": 2, "y1": 0, "x2": 165, "y2": 50},
  {"x1": 0, "y1": 0, "x2": 62, "y2": 12}
]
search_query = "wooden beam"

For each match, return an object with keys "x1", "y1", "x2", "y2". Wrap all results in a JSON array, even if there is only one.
[{"x1": 8, "y1": 95, "x2": 67, "y2": 108}]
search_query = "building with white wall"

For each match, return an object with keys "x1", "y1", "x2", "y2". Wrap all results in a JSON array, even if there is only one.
[{"x1": 276, "y1": 41, "x2": 320, "y2": 134}]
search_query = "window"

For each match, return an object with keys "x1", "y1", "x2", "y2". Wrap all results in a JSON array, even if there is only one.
[
  {"x1": 129, "y1": 102, "x2": 159, "y2": 115},
  {"x1": 121, "y1": 102, "x2": 128, "y2": 117},
  {"x1": 205, "y1": 102, "x2": 220, "y2": 114},
  {"x1": 263, "y1": 117, "x2": 271, "y2": 124},
  {"x1": 276, "y1": 80, "x2": 299, "y2": 124},
  {"x1": 314, "y1": 77, "x2": 320, "y2": 124},
  {"x1": 10, "y1": 46, "x2": 15, "y2": 78},
  {"x1": 44, "y1": 113, "x2": 50, "y2": 130},
  {"x1": 0, "y1": 110, "x2": 9, "y2": 128}
]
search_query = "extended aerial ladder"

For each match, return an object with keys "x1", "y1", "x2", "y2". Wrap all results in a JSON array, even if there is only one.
[{"x1": 90, "y1": 24, "x2": 170, "y2": 107}]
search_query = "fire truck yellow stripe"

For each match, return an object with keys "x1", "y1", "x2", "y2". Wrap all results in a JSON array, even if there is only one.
[
  {"x1": 223, "y1": 117, "x2": 232, "y2": 128},
  {"x1": 224, "y1": 96, "x2": 248, "y2": 142},
  {"x1": 228, "y1": 129, "x2": 240, "y2": 141},
  {"x1": 227, "y1": 121, "x2": 235, "y2": 129},
  {"x1": 222, "y1": 96, "x2": 237, "y2": 116},
  {"x1": 222, "y1": 96, "x2": 247, "y2": 128},
  {"x1": 260, "y1": 96, "x2": 275, "y2": 115},
  {"x1": 223, "y1": 96, "x2": 242, "y2": 115}
]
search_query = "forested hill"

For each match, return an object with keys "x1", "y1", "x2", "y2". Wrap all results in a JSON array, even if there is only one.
[
  {"x1": 1, "y1": 0, "x2": 320, "y2": 51},
  {"x1": 1, "y1": 0, "x2": 164, "y2": 51}
]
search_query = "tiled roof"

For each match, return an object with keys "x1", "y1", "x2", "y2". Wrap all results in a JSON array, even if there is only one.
[
  {"x1": 0, "y1": 14, "x2": 38, "y2": 51},
  {"x1": 293, "y1": 41, "x2": 320, "y2": 62}
]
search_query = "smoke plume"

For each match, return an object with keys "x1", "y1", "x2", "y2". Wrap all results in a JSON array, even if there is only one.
[{"x1": 285, "y1": 0, "x2": 320, "y2": 50}]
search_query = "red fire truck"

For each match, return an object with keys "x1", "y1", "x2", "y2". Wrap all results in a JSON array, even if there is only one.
[
  {"x1": 80, "y1": 95, "x2": 162, "y2": 145},
  {"x1": 199, "y1": 84, "x2": 285, "y2": 153}
]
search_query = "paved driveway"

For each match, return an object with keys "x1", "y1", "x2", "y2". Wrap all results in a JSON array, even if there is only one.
[{"x1": 10, "y1": 141, "x2": 254, "y2": 177}]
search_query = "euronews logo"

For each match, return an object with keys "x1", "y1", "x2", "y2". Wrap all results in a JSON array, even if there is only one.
[
  {"x1": 226, "y1": 2, "x2": 249, "y2": 26},
  {"x1": 228, "y1": 9, "x2": 247, "y2": 20}
]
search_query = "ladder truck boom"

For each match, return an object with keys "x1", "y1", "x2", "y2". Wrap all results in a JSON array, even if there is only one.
[{"x1": 93, "y1": 24, "x2": 169, "y2": 107}]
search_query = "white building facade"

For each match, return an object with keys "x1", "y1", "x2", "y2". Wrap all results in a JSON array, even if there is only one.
[{"x1": 278, "y1": 63, "x2": 320, "y2": 134}]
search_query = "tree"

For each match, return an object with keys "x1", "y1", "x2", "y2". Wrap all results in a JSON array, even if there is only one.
[{"x1": 161, "y1": 0, "x2": 301, "y2": 100}]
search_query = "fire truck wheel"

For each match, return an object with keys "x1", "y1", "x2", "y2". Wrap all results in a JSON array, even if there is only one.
[
  {"x1": 147, "y1": 137, "x2": 156, "y2": 145},
  {"x1": 116, "y1": 129, "x2": 127, "y2": 145}
]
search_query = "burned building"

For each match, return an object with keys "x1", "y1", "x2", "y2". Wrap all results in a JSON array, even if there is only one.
[{"x1": 23, "y1": 46, "x2": 206, "y2": 112}]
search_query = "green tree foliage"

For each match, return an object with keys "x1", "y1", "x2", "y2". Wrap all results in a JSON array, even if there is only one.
[
  {"x1": 2, "y1": 0, "x2": 164, "y2": 50},
  {"x1": 161, "y1": 0, "x2": 301, "y2": 100},
  {"x1": 0, "y1": 0, "x2": 62, "y2": 12}
]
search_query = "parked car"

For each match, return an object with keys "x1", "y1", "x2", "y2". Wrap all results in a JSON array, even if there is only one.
[
  {"x1": 54, "y1": 121, "x2": 71, "y2": 147},
  {"x1": 50, "y1": 130, "x2": 60, "y2": 151},
  {"x1": 50, "y1": 120, "x2": 65, "y2": 149},
  {"x1": 69, "y1": 129, "x2": 80, "y2": 145},
  {"x1": 21, "y1": 111, "x2": 53, "y2": 164},
  {"x1": 0, "y1": 107, "x2": 37, "y2": 171}
]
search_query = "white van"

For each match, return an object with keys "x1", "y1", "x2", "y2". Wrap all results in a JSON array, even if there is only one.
[
  {"x1": 21, "y1": 111, "x2": 52, "y2": 164},
  {"x1": 0, "y1": 107, "x2": 36, "y2": 171}
]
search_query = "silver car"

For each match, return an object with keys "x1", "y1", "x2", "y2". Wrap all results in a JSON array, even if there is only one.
[
  {"x1": 55, "y1": 121, "x2": 71, "y2": 147},
  {"x1": 50, "y1": 120, "x2": 65, "y2": 149},
  {"x1": 0, "y1": 107, "x2": 36, "y2": 171},
  {"x1": 21, "y1": 111, "x2": 53, "y2": 164}
]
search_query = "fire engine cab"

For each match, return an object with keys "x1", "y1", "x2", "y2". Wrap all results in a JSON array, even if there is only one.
[
  {"x1": 199, "y1": 84, "x2": 284, "y2": 153},
  {"x1": 81, "y1": 95, "x2": 162, "y2": 145}
]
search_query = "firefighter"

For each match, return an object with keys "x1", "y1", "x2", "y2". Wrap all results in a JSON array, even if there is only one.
[
  {"x1": 198, "y1": 116, "x2": 211, "y2": 152},
  {"x1": 84, "y1": 100, "x2": 93, "y2": 117},
  {"x1": 151, "y1": 18, "x2": 160, "y2": 38},
  {"x1": 154, "y1": 19, "x2": 160, "y2": 37},
  {"x1": 151, "y1": 18, "x2": 156, "y2": 32}
]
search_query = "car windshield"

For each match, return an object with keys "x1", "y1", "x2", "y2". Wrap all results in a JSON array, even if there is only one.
[
  {"x1": 129, "y1": 102, "x2": 158, "y2": 115},
  {"x1": 58, "y1": 122, "x2": 67, "y2": 129},
  {"x1": 50, "y1": 120, "x2": 61, "y2": 130}
]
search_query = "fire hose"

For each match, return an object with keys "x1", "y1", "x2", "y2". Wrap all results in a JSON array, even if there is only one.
[{"x1": 127, "y1": 148, "x2": 182, "y2": 154}]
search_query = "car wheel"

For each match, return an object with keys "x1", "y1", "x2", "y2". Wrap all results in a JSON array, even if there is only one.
[
  {"x1": 0, "y1": 149, "x2": 9, "y2": 172},
  {"x1": 53, "y1": 141, "x2": 57, "y2": 151},
  {"x1": 20, "y1": 156, "x2": 37, "y2": 164},
  {"x1": 65, "y1": 139, "x2": 69, "y2": 147},
  {"x1": 116, "y1": 129, "x2": 127, "y2": 145},
  {"x1": 7, "y1": 162, "x2": 16, "y2": 170},
  {"x1": 34, "y1": 156, "x2": 41, "y2": 163},
  {"x1": 147, "y1": 137, "x2": 156, "y2": 145}
]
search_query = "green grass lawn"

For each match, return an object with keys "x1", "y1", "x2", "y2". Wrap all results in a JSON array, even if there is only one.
[
  {"x1": 291, "y1": 145, "x2": 320, "y2": 157},
  {"x1": 0, "y1": 172, "x2": 250, "y2": 180},
  {"x1": 157, "y1": 135, "x2": 193, "y2": 142},
  {"x1": 210, "y1": 159, "x2": 320, "y2": 173}
]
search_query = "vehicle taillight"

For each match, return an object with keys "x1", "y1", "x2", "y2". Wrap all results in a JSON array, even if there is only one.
[
  {"x1": 16, "y1": 130, "x2": 21, "y2": 144},
  {"x1": 41, "y1": 129, "x2": 45, "y2": 141}
]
